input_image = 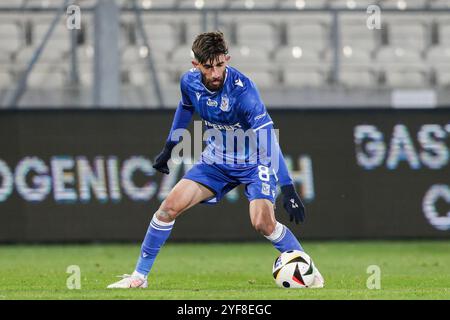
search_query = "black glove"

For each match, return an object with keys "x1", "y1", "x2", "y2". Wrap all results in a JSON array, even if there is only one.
[
  {"x1": 152, "y1": 143, "x2": 175, "y2": 174},
  {"x1": 281, "y1": 184, "x2": 306, "y2": 224}
]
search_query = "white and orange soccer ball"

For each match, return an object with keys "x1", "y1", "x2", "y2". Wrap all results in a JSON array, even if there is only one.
[{"x1": 272, "y1": 250, "x2": 316, "y2": 288}]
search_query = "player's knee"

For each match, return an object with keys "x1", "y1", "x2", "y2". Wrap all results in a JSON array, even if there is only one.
[
  {"x1": 252, "y1": 218, "x2": 276, "y2": 237},
  {"x1": 157, "y1": 199, "x2": 181, "y2": 222}
]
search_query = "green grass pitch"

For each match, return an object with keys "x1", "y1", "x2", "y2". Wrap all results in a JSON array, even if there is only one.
[{"x1": 0, "y1": 241, "x2": 449, "y2": 300}]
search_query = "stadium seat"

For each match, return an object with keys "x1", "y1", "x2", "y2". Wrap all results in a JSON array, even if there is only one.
[
  {"x1": 13, "y1": 46, "x2": 66, "y2": 68},
  {"x1": 279, "y1": 0, "x2": 329, "y2": 9},
  {"x1": 386, "y1": 21, "x2": 428, "y2": 51},
  {"x1": 228, "y1": 0, "x2": 279, "y2": 9},
  {"x1": 169, "y1": 45, "x2": 195, "y2": 70},
  {"x1": 122, "y1": 45, "x2": 168, "y2": 66},
  {"x1": 375, "y1": 46, "x2": 423, "y2": 67},
  {"x1": 383, "y1": 67, "x2": 429, "y2": 88},
  {"x1": 38, "y1": 20, "x2": 80, "y2": 50},
  {"x1": 22, "y1": 0, "x2": 66, "y2": 7},
  {"x1": 0, "y1": 71, "x2": 12, "y2": 89},
  {"x1": 181, "y1": 19, "x2": 204, "y2": 45},
  {"x1": 426, "y1": 45, "x2": 450, "y2": 87},
  {"x1": 228, "y1": 45, "x2": 270, "y2": 71},
  {"x1": 434, "y1": 68, "x2": 450, "y2": 87},
  {"x1": 0, "y1": 0, "x2": 24, "y2": 7},
  {"x1": 235, "y1": 21, "x2": 279, "y2": 52},
  {"x1": 339, "y1": 67, "x2": 378, "y2": 88},
  {"x1": 119, "y1": 0, "x2": 178, "y2": 9},
  {"x1": 375, "y1": 45, "x2": 429, "y2": 88},
  {"x1": 328, "y1": 0, "x2": 377, "y2": 9},
  {"x1": 338, "y1": 46, "x2": 372, "y2": 67},
  {"x1": 75, "y1": 0, "x2": 98, "y2": 8},
  {"x1": 26, "y1": 65, "x2": 67, "y2": 88},
  {"x1": 439, "y1": 22, "x2": 450, "y2": 46},
  {"x1": 429, "y1": 0, "x2": 450, "y2": 8},
  {"x1": 425, "y1": 45, "x2": 450, "y2": 67},
  {"x1": 32, "y1": 19, "x2": 72, "y2": 52},
  {"x1": 340, "y1": 16, "x2": 381, "y2": 52},
  {"x1": 127, "y1": 67, "x2": 174, "y2": 87},
  {"x1": 176, "y1": 12, "x2": 229, "y2": 45},
  {"x1": 178, "y1": 0, "x2": 228, "y2": 8},
  {"x1": 184, "y1": 23, "x2": 204, "y2": 45},
  {"x1": 283, "y1": 68, "x2": 327, "y2": 87},
  {"x1": 0, "y1": 22, "x2": 23, "y2": 54},
  {"x1": 77, "y1": 62, "x2": 93, "y2": 87},
  {"x1": 0, "y1": 48, "x2": 11, "y2": 66},
  {"x1": 142, "y1": 21, "x2": 178, "y2": 54},
  {"x1": 378, "y1": 0, "x2": 428, "y2": 9},
  {"x1": 274, "y1": 46, "x2": 325, "y2": 67},
  {"x1": 240, "y1": 70, "x2": 276, "y2": 89},
  {"x1": 76, "y1": 46, "x2": 94, "y2": 64},
  {"x1": 286, "y1": 22, "x2": 330, "y2": 52}
]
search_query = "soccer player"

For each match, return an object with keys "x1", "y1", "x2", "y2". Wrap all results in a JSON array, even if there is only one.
[{"x1": 107, "y1": 31, "x2": 324, "y2": 289}]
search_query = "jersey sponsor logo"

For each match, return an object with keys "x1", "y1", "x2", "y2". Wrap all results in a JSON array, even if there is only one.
[
  {"x1": 220, "y1": 94, "x2": 230, "y2": 112},
  {"x1": 262, "y1": 182, "x2": 271, "y2": 196},
  {"x1": 206, "y1": 98, "x2": 218, "y2": 107},
  {"x1": 204, "y1": 120, "x2": 242, "y2": 131},
  {"x1": 235, "y1": 78, "x2": 244, "y2": 87},
  {"x1": 195, "y1": 92, "x2": 202, "y2": 101}
]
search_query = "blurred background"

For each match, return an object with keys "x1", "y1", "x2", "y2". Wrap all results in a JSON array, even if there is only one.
[
  {"x1": 1, "y1": 0, "x2": 450, "y2": 108},
  {"x1": 0, "y1": 0, "x2": 449, "y2": 242}
]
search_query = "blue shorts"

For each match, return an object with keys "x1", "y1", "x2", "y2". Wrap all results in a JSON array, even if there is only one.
[{"x1": 183, "y1": 162, "x2": 278, "y2": 204}]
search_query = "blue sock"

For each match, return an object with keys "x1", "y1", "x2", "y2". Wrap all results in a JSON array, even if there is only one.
[
  {"x1": 265, "y1": 222, "x2": 304, "y2": 252},
  {"x1": 135, "y1": 214, "x2": 174, "y2": 277}
]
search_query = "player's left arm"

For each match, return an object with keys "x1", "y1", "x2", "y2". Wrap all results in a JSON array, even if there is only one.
[
  {"x1": 272, "y1": 132, "x2": 306, "y2": 224},
  {"x1": 241, "y1": 85, "x2": 305, "y2": 224}
]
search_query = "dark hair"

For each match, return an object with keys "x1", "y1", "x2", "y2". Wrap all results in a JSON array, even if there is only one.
[{"x1": 191, "y1": 31, "x2": 229, "y2": 64}]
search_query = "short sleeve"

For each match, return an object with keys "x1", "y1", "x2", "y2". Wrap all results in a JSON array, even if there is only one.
[{"x1": 180, "y1": 74, "x2": 193, "y2": 107}]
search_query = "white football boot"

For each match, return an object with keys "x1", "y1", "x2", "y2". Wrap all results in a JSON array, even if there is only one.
[
  {"x1": 310, "y1": 267, "x2": 325, "y2": 288},
  {"x1": 107, "y1": 273, "x2": 148, "y2": 289}
]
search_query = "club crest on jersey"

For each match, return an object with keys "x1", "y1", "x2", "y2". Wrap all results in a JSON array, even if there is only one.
[
  {"x1": 220, "y1": 94, "x2": 230, "y2": 112},
  {"x1": 207, "y1": 98, "x2": 218, "y2": 107}
]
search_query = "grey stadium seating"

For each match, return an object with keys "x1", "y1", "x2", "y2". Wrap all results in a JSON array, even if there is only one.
[{"x1": 1, "y1": 0, "x2": 450, "y2": 107}]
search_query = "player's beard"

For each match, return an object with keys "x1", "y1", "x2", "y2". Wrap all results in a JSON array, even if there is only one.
[{"x1": 202, "y1": 70, "x2": 226, "y2": 91}]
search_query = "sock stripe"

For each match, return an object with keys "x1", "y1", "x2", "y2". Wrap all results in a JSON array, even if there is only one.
[
  {"x1": 150, "y1": 220, "x2": 173, "y2": 231},
  {"x1": 150, "y1": 214, "x2": 175, "y2": 231},
  {"x1": 152, "y1": 214, "x2": 175, "y2": 226},
  {"x1": 273, "y1": 225, "x2": 286, "y2": 243},
  {"x1": 264, "y1": 222, "x2": 284, "y2": 242}
]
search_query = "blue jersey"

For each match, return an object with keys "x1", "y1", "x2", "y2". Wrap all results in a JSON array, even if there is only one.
[{"x1": 179, "y1": 66, "x2": 274, "y2": 167}]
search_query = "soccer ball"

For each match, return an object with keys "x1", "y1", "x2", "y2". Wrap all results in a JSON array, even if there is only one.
[{"x1": 272, "y1": 250, "x2": 315, "y2": 288}]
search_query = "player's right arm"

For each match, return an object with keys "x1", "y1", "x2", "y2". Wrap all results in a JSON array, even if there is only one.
[{"x1": 153, "y1": 76, "x2": 195, "y2": 174}]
